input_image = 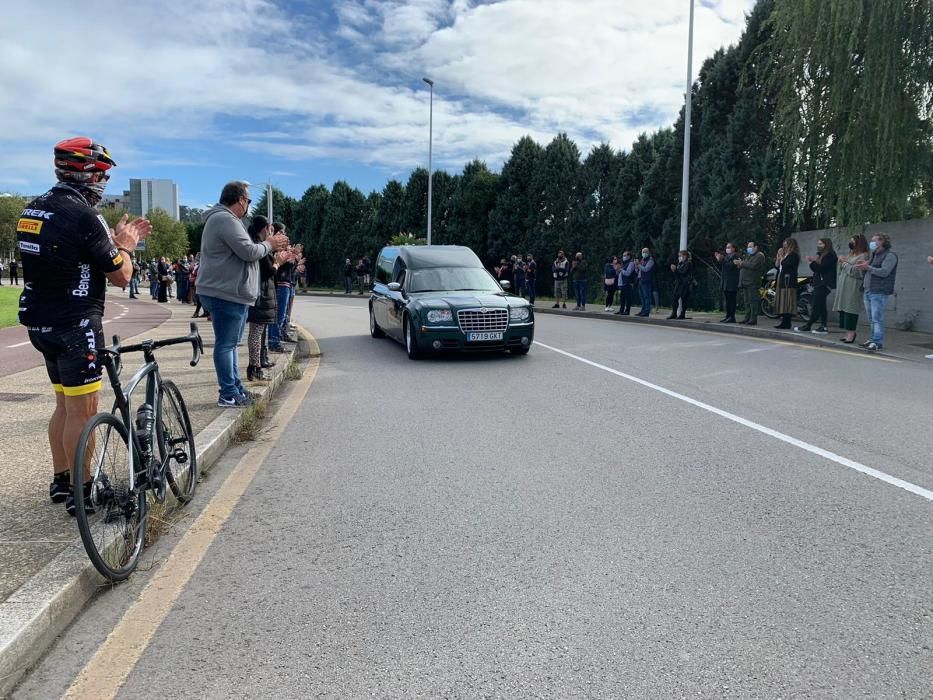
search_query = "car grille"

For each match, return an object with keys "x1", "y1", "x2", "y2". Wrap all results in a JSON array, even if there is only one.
[{"x1": 457, "y1": 308, "x2": 508, "y2": 333}]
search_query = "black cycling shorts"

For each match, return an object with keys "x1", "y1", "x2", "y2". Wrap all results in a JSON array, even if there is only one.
[{"x1": 28, "y1": 317, "x2": 105, "y2": 396}]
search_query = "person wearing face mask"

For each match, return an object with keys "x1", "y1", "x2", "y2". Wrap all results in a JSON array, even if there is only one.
[
  {"x1": 614, "y1": 251, "x2": 636, "y2": 315},
  {"x1": 714, "y1": 243, "x2": 740, "y2": 322},
  {"x1": 636, "y1": 247, "x2": 655, "y2": 317},
  {"x1": 773, "y1": 238, "x2": 800, "y2": 329},
  {"x1": 197, "y1": 181, "x2": 290, "y2": 407},
  {"x1": 736, "y1": 241, "x2": 768, "y2": 325},
  {"x1": 524, "y1": 253, "x2": 537, "y2": 304},
  {"x1": 552, "y1": 250, "x2": 569, "y2": 308},
  {"x1": 667, "y1": 251, "x2": 693, "y2": 319},
  {"x1": 798, "y1": 237, "x2": 837, "y2": 334},
  {"x1": 570, "y1": 252, "x2": 588, "y2": 310},
  {"x1": 854, "y1": 233, "x2": 898, "y2": 352},
  {"x1": 832, "y1": 234, "x2": 869, "y2": 344},
  {"x1": 603, "y1": 255, "x2": 619, "y2": 311}
]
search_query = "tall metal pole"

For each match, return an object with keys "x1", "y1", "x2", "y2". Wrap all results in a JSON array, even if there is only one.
[
  {"x1": 678, "y1": 0, "x2": 695, "y2": 252},
  {"x1": 267, "y1": 181, "x2": 273, "y2": 223},
  {"x1": 423, "y1": 77, "x2": 434, "y2": 246}
]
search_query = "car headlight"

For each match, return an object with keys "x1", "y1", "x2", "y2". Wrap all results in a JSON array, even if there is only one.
[
  {"x1": 426, "y1": 309, "x2": 453, "y2": 323},
  {"x1": 509, "y1": 307, "x2": 530, "y2": 321}
]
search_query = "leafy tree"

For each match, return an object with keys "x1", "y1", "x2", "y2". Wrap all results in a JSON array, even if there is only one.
[
  {"x1": 766, "y1": 0, "x2": 933, "y2": 227},
  {"x1": 144, "y1": 208, "x2": 189, "y2": 261},
  {"x1": 487, "y1": 136, "x2": 544, "y2": 263},
  {"x1": 0, "y1": 195, "x2": 27, "y2": 258},
  {"x1": 292, "y1": 185, "x2": 330, "y2": 252},
  {"x1": 443, "y1": 160, "x2": 498, "y2": 253},
  {"x1": 372, "y1": 179, "x2": 406, "y2": 246},
  {"x1": 251, "y1": 186, "x2": 296, "y2": 231},
  {"x1": 185, "y1": 221, "x2": 205, "y2": 253}
]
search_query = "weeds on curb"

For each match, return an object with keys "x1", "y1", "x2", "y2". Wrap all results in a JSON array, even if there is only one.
[
  {"x1": 284, "y1": 357, "x2": 303, "y2": 381},
  {"x1": 234, "y1": 399, "x2": 268, "y2": 443},
  {"x1": 144, "y1": 498, "x2": 188, "y2": 547}
]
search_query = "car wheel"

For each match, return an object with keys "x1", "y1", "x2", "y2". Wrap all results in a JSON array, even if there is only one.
[
  {"x1": 509, "y1": 346, "x2": 530, "y2": 356},
  {"x1": 370, "y1": 304, "x2": 385, "y2": 338},
  {"x1": 404, "y1": 315, "x2": 421, "y2": 360}
]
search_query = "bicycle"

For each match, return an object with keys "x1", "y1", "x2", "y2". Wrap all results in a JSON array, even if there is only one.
[
  {"x1": 72, "y1": 322, "x2": 204, "y2": 582},
  {"x1": 759, "y1": 274, "x2": 813, "y2": 322}
]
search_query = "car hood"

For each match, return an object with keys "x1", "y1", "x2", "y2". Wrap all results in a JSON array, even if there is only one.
[{"x1": 409, "y1": 292, "x2": 529, "y2": 309}]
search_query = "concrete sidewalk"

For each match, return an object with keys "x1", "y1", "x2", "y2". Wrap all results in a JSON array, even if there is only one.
[
  {"x1": 297, "y1": 290, "x2": 933, "y2": 363},
  {"x1": 0, "y1": 299, "x2": 306, "y2": 696}
]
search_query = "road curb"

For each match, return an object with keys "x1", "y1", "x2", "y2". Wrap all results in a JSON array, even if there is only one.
[
  {"x1": 0, "y1": 338, "x2": 304, "y2": 698},
  {"x1": 531, "y1": 307, "x2": 908, "y2": 360}
]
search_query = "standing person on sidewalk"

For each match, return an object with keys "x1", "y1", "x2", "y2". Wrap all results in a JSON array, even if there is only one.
[
  {"x1": 523, "y1": 252, "x2": 537, "y2": 304},
  {"x1": 8, "y1": 257, "x2": 18, "y2": 285},
  {"x1": 737, "y1": 241, "x2": 767, "y2": 325},
  {"x1": 614, "y1": 251, "x2": 636, "y2": 315},
  {"x1": 18, "y1": 137, "x2": 151, "y2": 514},
  {"x1": 714, "y1": 243, "x2": 740, "y2": 322},
  {"x1": 343, "y1": 258, "x2": 353, "y2": 294},
  {"x1": 512, "y1": 255, "x2": 526, "y2": 299},
  {"x1": 603, "y1": 256, "x2": 618, "y2": 311},
  {"x1": 636, "y1": 247, "x2": 656, "y2": 317},
  {"x1": 196, "y1": 181, "x2": 289, "y2": 407},
  {"x1": 552, "y1": 250, "x2": 568, "y2": 308},
  {"x1": 245, "y1": 215, "x2": 277, "y2": 381},
  {"x1": 773, "y1": 238, "x2": 800, "y2": 329},
  {"x1": 798, "y1": 238, "x2": 837, "y2": 334},
  {"x1": 129, "y1": 257, "x2": 140, "y2": 298},
  {"x1": 855, "y1": 233, "x2": 898, "y2": 352},
  {"x1": 667, "y1": 251, "x2": 693, "y2": 319},
  {"x1": 268, "y1": 243, "x2": 296, "y2": 352},
  {"x1": 833, "y1": 234, "x2": 869, "y2": 344},
  {"x1": 156, "y1": 256, "x2": 170, "y2": 303},
  {"x1": 571, "y1": 252, "x2": 588, "y2": 310}
]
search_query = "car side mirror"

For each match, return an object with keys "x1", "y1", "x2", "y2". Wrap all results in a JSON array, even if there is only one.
[
  {"x1": 500, "y1": 280, "x2": 511, "y2": 290},
  {"x1": 387, "y1": 282, "x2": 402, "y2": 292}
]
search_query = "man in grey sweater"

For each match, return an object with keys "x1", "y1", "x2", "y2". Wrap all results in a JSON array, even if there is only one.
[
  {"x1": 198, "y1": 181, "x2": 288, "y2": 407},
  {"x1": 855, "y1": 233, "x2": 898, "y2": 352}
]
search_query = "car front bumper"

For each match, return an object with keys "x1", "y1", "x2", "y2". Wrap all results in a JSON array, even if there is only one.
[{"x1": 417, "y1": 322, "x2": 534, "y2": 352}]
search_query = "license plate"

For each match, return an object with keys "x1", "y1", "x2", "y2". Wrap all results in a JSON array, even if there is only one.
[{"x1": 466, "y1": 331, "x2": 503, "y2": 342}]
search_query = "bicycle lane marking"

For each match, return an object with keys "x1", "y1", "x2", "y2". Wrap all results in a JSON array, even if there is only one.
[
  {"x1": 534, "y1": 340, "x2": 932, "y2": 503},
  {"x1": 63, "y1": 341, "x2": 321, "y2": 700}
]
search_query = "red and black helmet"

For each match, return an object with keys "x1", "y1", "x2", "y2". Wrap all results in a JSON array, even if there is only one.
[{"x1": 53, "y1": 137, "x2": 116, "y2": 173}]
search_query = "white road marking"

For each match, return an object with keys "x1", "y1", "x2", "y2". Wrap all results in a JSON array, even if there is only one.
[
  {"x1": 102, "y1": 320, "x2": 112, "y2": 325},
  {"x1": 535, "y1": 341, "x2": 933, "y2": 503},
  {"x1": 6, "y1": 341, "x2": 29, "y2": 348}
]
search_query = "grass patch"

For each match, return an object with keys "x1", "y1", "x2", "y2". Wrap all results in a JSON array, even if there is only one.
[
  {"x1": 283, "y1": 358, "x2": 303, "y2": 381},
  {"x1": 233, "y1": 399, "x2": 268, "y2": 443},
  {"x1": 0, "y1": 286, "x2": 21, "y2": 329},
  {"x1": 144, "y1": 498, "x2": 189, "y2": 548}
]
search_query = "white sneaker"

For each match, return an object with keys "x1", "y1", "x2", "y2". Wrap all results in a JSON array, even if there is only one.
[
  {"x1": 925, "y1": 354, "x2": 933, "y2": 360},
  {"x1": 604, "y1": 306, "x2": 611, "y2": 312}
]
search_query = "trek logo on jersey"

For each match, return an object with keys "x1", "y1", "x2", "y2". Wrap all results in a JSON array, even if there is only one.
[
  {"x1": 16, "y1": 218, "x2": 43, "y2": 234},
  {"x1": 21, "y1": 208, "x2": 55, "y2": 220}
]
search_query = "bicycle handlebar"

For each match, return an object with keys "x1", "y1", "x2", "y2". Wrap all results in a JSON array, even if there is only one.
[{"x1": 107, "y1": 322, "x2": 204, "y2": 367}]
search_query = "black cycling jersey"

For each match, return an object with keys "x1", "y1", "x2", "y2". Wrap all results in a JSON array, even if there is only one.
[{"x1": 17, "y1": 185, "x2": 124, "y2": 326}]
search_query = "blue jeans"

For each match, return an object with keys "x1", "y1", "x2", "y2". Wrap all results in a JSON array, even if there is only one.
[
  {"x1": 864, "y1": 291, "x2": 888, "y2": 346},
  {"x1": 268, "y1": 285, "x2": 291, "y2": 347},
  {"x1": 129, "y1": 277, "x2": 139, "y2": 296},
  {"x1": 199, "y1": 295, "x2": 249, "y2": 400},
  {"x1": 574, "y1": 280, "x2": 587, "y2": 307},
  {"x1": 639, "y1": 282, "x2": 653, "y2": 314},
  {"x1": 150, "y1": 279, "x2": 159, "y2": 299},
  {"x1": 525, "y1": 279, "x2": 536, "y2": 304}
]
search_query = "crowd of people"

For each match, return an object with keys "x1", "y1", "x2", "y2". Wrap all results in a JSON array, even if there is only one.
[{"x1": 492, "y1": 234, "x2": 926, "y2": 355}]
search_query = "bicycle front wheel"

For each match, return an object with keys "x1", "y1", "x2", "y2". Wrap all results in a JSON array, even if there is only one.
[
  {"x1": 74, "y1": 413, "x2": 147, "y2": 582},
  {"x1": 157, "y1": 380, "x2": 198, "y2": 504},
  {"x1": 760, "y1": 290, "x2": 778, "y2": 318}
]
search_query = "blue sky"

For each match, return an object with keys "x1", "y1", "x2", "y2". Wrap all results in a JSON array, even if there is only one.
[{"x1": 1, "y1": 0, "x2": 756, "y2": 208}]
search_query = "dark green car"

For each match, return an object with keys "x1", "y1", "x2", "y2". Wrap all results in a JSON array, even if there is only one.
[{"x1": 369, "y1": 245, "x2": 535, "y2": 359}]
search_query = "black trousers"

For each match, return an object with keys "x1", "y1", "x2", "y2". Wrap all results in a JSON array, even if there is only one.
[
  {"x1": 616, "y1": 285, "x2": 632, "y2": 314},
  {"x1": 670, "y1": 289, "x2": 690, "y2": 317},
  {"x1": 605, "y1": 284, "x2": 617, "y2": 307},
  {"x1": 839, "y1": 311, "x2": 858, "y2": 331},
  {"x1": 723, "y1": 290, "x2": 737, "y2": 319},
  {"x1": 811, "y1": 286, "x2": 831, "y2": 326}
]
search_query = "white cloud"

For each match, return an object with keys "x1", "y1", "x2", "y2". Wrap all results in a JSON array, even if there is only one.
[{"x1": 0, "y1": 0, "x2": 756, "y2": 195}]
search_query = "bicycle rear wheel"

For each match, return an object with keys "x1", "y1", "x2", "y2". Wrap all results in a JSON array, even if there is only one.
[
  {"x1": 157, "y1": 380, "x2": 197, "y2": 503},
  {"x1": 760, "y1": 289, "x2": 778, "y2": 318},
  {"x1": 73, "y1": 413, "x2": 147, "y2": 582}
]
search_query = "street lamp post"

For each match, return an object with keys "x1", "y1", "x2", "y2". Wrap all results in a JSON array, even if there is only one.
[
  {"x1": 423, "y1": 77, "x2": 434, "y2": 246},
  {"x1": 679, "y1": 0, "x2": 695, "y2": 253}
]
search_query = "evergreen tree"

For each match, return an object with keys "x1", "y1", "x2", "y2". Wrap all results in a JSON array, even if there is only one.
[
  {"x1": 488, "y1": 136, "x2": 545, "y2": 263},
  {"x1": 443, "y1": 160, "x2": 498, "y2": 253}
]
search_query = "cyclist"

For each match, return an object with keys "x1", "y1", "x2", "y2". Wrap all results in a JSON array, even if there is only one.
[{"x1": 17, "y1": 137, "x2": 151, "y2": 515}]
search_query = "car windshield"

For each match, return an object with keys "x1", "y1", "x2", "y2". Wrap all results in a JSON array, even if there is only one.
[{"x1": 408, "y1": 267, "x2": 502, "y2": 293}]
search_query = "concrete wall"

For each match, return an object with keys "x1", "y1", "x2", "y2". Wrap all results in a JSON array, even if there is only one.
[{"x1": 794, "y1": 218, "x2": 933, "y2": 333}]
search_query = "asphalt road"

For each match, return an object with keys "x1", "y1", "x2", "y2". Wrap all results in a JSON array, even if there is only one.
[
  {"x1": 15, "y1": 297, "x2": 932, "y2": 698},
  {"x1": 0, "y1": 292, "x2": 171, "y2": 377}
]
